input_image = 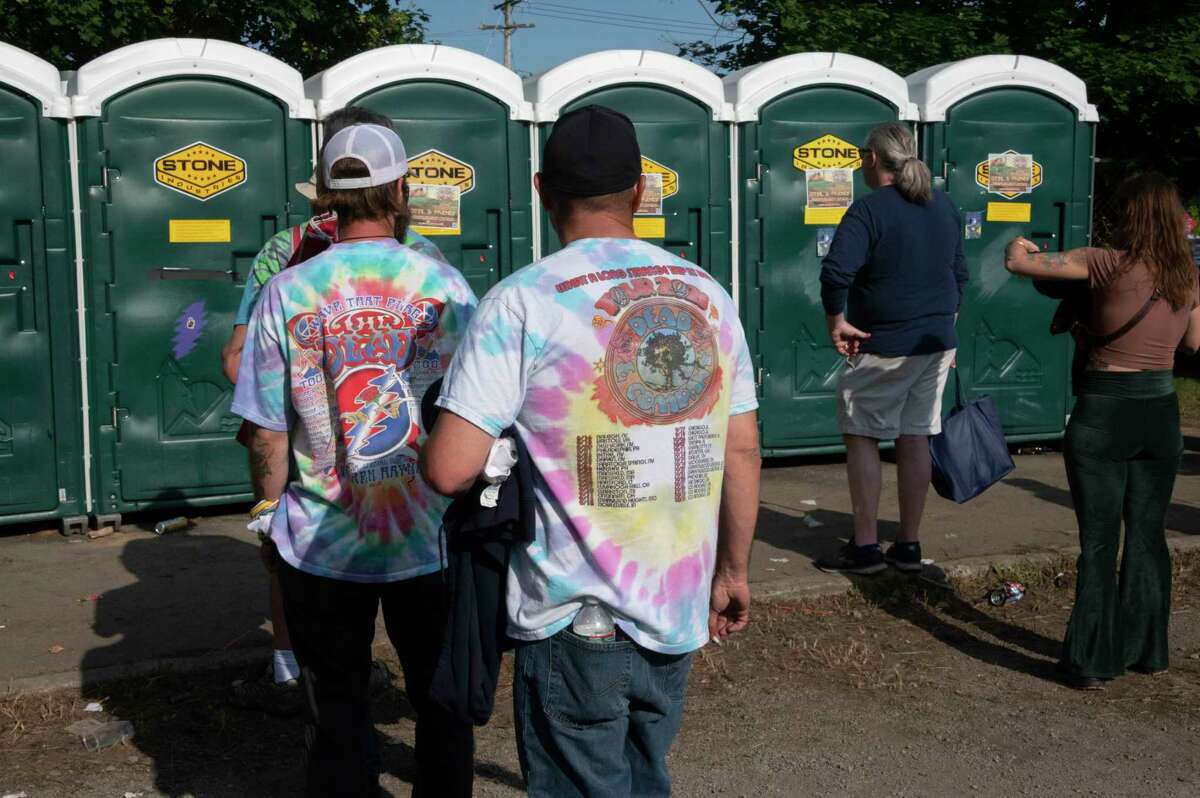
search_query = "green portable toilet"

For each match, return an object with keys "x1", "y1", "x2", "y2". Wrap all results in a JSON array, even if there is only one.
[
  {"x1": 908, "y1": 56, "x2": 1098, "y2": 440},
  {"x1": 306, "y1": 45, "x2": 535, "y2": 299},
  {"x1": 71, "y1": 39, "x2": 315, "y2": 524},
  {"x1": 725, "y1": 53, "x2": 918, "y2": 455},
  {"x1": 530, "y1": 50, "x2": 734, "y2": 289},
  {"x1": 0, "y1": 44, "x2": 88, "y2": 532}
]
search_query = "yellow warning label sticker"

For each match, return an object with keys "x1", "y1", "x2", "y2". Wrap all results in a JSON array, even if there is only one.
[
  {"x1": 633, "y1": 217, "x2": 666, "y2": 239},
  {"x1": 168, "y1": 219, "x2": 231, "y2": 243},
  {"x1": 976, "y1": 150, "x2": 1042, "y2": 199},
  {"x1": 986, "y1": 202, "x2": 1032, "y2": 223},
  {"x1": 154, "y1": 142, "x2": 247, "y2": 201},
  {"x1": 793, "y1": 134, "x2": 863, "y2": 171},
  {"x1": 805, "y1": 207, "x2": 849, "y2": 225},
  {"x1": 407, "y1": 149, "x2": 475, "y2": 195},
  {"x1": 640, "y1": 156, "x2": 678, "y2": 200}
]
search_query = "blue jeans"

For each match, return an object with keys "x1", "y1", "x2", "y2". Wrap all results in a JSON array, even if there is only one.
[{"x1": 514, "y1": 628, "x2": 694, "y2": 797}]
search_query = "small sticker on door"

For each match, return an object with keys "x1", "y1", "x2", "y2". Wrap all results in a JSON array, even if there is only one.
[
  {"x1": 816, "y1": 228, "x2": 835, "y2": 257},
  {"x1": 975, "y1": 150, "x2": 1043, "y2": 199},
  {"x1": 986, "y1": 202, "x2": 1032, "y2": 223},
  {"x1": 964, "y1": 211, "x2": 983, "y2": 239},
  {"x1": 637, "y1": 172, "x2": 664, "y2": 215},
  {"x1": 169, "y1": 219, "x2": 231, "y2": 243},
  {"x1": 409, "y1": 184, "x2": 461, "y2": 236},
  {"x1": 154, "y1": 142, "x2": 247, "y2": 201},
  {"x1": 633, "y1": 217, "x2": 666, "y2": 239}
]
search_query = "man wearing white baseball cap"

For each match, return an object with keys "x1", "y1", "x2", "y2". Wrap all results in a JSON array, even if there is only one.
[{"x1": 232, "y1": 123, "x2": 479, "y2": 797}]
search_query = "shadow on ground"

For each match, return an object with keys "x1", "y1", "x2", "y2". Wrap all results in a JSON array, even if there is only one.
[
  {"x1": 757, "y1": 504, "x2": 1065, "y2": 685},
  {"x1": 75, "y1": 530, "x2": 521, "y2": 796},
  {"x1": 1007, "y1": 476, "x2": 1200, "y2": 535}
]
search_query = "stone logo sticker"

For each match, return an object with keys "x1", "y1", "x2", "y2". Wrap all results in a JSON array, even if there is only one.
[
  {"x1": 793, "y1": 134, "x2": 863, "y2": 171},
  {"x1": 976, "y1": 150, "x2": 1042, "y2": 199},
  {"x1": 640, "y1": 156, "x2": 678, "y2": 201},
  {"x1": 407, "y1": 149, "x2": 475, "y2": 195},
  {"x1": 154, "y1": 142, "x2": 247, "y2": 201}
]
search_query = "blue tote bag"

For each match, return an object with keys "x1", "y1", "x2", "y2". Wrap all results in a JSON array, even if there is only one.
[{"x1": 929, "y1": 369, "x2": 1015, "y2": 503}]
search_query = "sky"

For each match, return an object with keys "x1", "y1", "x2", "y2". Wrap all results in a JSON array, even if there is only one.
[{"x1": 421, "y1": 0, "x2": 742, "y2": 75}]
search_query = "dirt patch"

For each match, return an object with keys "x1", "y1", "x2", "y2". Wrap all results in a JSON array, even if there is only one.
[{"x1": 3, "y1": 551, "x2": 1200, "y2": 797}]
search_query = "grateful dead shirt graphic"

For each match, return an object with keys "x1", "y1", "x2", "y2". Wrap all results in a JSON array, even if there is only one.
[{"x1": 592, "y1": 278, "x2": 722, "y2": 426}]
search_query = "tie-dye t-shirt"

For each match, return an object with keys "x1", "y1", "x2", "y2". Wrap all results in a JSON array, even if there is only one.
[
  {"x1": 233, "y1": 218, "x2": 447, "y2": 325},
  {"x1": 232, "y1": 239, "x2": 477, "y2": 583},
  {"x1": 437, "y1": 238, "x2": 757, "y2": 653}
]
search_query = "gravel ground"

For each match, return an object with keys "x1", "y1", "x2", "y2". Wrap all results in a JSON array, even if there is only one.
[{"x1": 2, "y1": 551, "x2": 1199, "y2": 797}]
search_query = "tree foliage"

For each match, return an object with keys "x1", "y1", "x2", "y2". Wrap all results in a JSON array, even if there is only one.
[
  {"x1": 683, "y1": 1, "x2": 1200, "y2": 195},
  {"x1": 1, "y1": 0, "x2": 428, "y2": 75}
]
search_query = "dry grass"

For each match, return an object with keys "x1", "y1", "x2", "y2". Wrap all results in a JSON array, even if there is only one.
[{"x1": 0, "y1": 687, "x2": 81, "y2": 741}]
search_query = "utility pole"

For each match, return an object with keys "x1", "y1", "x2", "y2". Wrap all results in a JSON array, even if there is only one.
[{"x1": 480, "y1": 0, "x2": 534, "y2": 70}]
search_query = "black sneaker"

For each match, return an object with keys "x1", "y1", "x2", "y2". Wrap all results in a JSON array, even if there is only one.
[
  {"x1": 885, "y1": 542, "x2": 923, "y2": 572},
  {"x1": 816, "y1": 543, "x2": 886, "y2": 575}
]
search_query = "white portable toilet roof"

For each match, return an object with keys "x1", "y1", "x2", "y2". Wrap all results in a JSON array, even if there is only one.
[
  {"x1": 530, "y1": 50, "x2": 732, "y2": 122},
  {"x1": 0, "y1": 42, "x2": 71, "y2": 117},
  {"x1": 723, "y1": 52, "x2": 918, "y2": 122},
  {"x1": 305, "y1": 44, "x2": 533, "y2": 121},
  {"x1": 907, "y1": 55, "x2": 1099, "y2": 122},
  {"x1": 71, "y1": 38, "x2": 314, "y2": 118}
]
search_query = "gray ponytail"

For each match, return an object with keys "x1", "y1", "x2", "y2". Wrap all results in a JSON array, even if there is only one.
[{"x1": 864, "y1": 122, "x2": 932, "y2": 205}]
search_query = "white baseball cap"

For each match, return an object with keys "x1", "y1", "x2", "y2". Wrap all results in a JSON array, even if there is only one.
[{"x1": 321, "y1": 123, "x2": 408, "y2": 189}]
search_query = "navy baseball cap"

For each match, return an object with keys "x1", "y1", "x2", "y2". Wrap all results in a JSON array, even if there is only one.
[{"x1": 540, "y1": 105, "x2": 641, "y2": 197}]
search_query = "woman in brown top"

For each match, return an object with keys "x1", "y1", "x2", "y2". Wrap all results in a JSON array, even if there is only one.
[{"x1": 1005, "y1": 173, "x2": 1200, "y2": 690}]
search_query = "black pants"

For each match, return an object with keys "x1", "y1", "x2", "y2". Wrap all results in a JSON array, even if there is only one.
[
  {"x1": 277, "y1": 564, "x2": 474, "y2": 797},
  {"x1": 1061, "y1": 370, "x2": 1179, "y2": 678}
]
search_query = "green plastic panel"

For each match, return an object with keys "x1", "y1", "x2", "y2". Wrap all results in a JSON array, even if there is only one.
[
  {"x1": 79, "y1": 77, "x2": 313, "y2": 513},
  {"x1": 922, "y1": 88, "x2": 1093, "y2": 438},
  {"x1": 350, "y1": 80, "x2": 533, "y2": 298},
  {"x1": 0, "y1": 85, "x2": 86, "y2": 524},
  {"x1": 738, "y1": 86, "x2": 905, "y2": 455},
  {"x1": 537, "y1": 85, "x2": 732, "y2": 292}
]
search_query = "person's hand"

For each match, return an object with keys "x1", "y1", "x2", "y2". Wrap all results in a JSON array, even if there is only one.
[
  {"x1": 827, "y1": 316, "x2": 871, "y2": 357},
  {"x1": 259, "y1": 539, "x2": 280, "y2": 574},
  {"x1": 709, "y1": 575, "x2": 751, "y2": 642},
  {"x1": 1005, "y1": 236, "x2": 1040, "y2": 271}
]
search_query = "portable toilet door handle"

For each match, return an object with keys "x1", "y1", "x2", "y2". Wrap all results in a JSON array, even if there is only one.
[{"x1": 5, "y1": 221, "x2": 37, "y2": 332}]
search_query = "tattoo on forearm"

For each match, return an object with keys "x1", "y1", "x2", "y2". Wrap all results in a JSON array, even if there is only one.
[
  {"x1": 1041, "y1": 253, "x2": 1066, "y2": 269},
  {"x1": 249, "y1": 442, "x2": 273, "y2": 497}
]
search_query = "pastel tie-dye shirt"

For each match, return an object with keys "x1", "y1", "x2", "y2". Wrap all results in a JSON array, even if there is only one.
[
  {"x1": 437, "y1": 238, "x2": 757, "y2": 653},
  {"x1": 234, "y1": 218, "x2": 447, "y2": 325},
  {"x1": 233, "y1": 239, "x2": 477, "y2": 582}
]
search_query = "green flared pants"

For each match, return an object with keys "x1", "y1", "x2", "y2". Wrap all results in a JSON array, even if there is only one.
[{"x1": 1061, "y1": 370, "x2": 1180, "y2": 678}]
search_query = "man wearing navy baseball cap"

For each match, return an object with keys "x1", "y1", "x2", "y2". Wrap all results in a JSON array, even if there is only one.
[{"x1": 422, "y1": 105, "x2": 762, "y2": 796}]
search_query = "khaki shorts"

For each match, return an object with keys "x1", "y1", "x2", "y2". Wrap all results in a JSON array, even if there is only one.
[{"x1": 837, "y1": 350, "x2": 956, "y2": 439}]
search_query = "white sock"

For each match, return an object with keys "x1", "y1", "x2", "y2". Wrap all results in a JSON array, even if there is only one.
[{"x1": 273, "y1": 649, "x2": 300, "y2": 684}]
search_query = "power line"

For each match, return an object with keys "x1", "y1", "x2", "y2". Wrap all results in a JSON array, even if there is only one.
[
  {"x1": 528, "y1": 0, "x2": 725, "y2": 32},
  {"x1": 695, "y1": 0, "x2": 742, "y2": 32},
  {"x1": 522, "y1": 8, "x2": 738, "y2": 37}
]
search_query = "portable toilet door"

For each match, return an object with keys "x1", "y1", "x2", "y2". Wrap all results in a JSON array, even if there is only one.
[
  {"x1": 306, "y1": 45, "x2": 535, "y2": 299},
  {"x1": 0, "y1": 44, "x2": 87, "y2": 531},
  {"x1": 530, "y1": 51, "x2": 734, "y2": 290},
  {"x1": 909, "y1": 56, "x2": 1098, "y2": 440},
  {"x1": 71, "y1": 39, "x2": 315, "y2": 519},
  {"x1": 726, "y1": 53, "x2": 919, "y2": 455}
]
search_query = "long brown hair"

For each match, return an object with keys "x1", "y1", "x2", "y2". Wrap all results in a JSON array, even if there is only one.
[{"x1": 1109, "y1": 172, "x2": 1195, "y2": 311}]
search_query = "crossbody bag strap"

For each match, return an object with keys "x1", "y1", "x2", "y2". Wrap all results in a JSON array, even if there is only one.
[{"x1": 1087, "y1": 289, "x2": 1162, "y2": 349}]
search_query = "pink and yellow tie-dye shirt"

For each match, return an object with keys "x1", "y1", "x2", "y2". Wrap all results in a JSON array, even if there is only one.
[
  {"x1": 437, "y1": 237, "x2": 757, "y2": 653},
  {"x1": 232, "y1": 239, "x2": 478, "y2": 583}
]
